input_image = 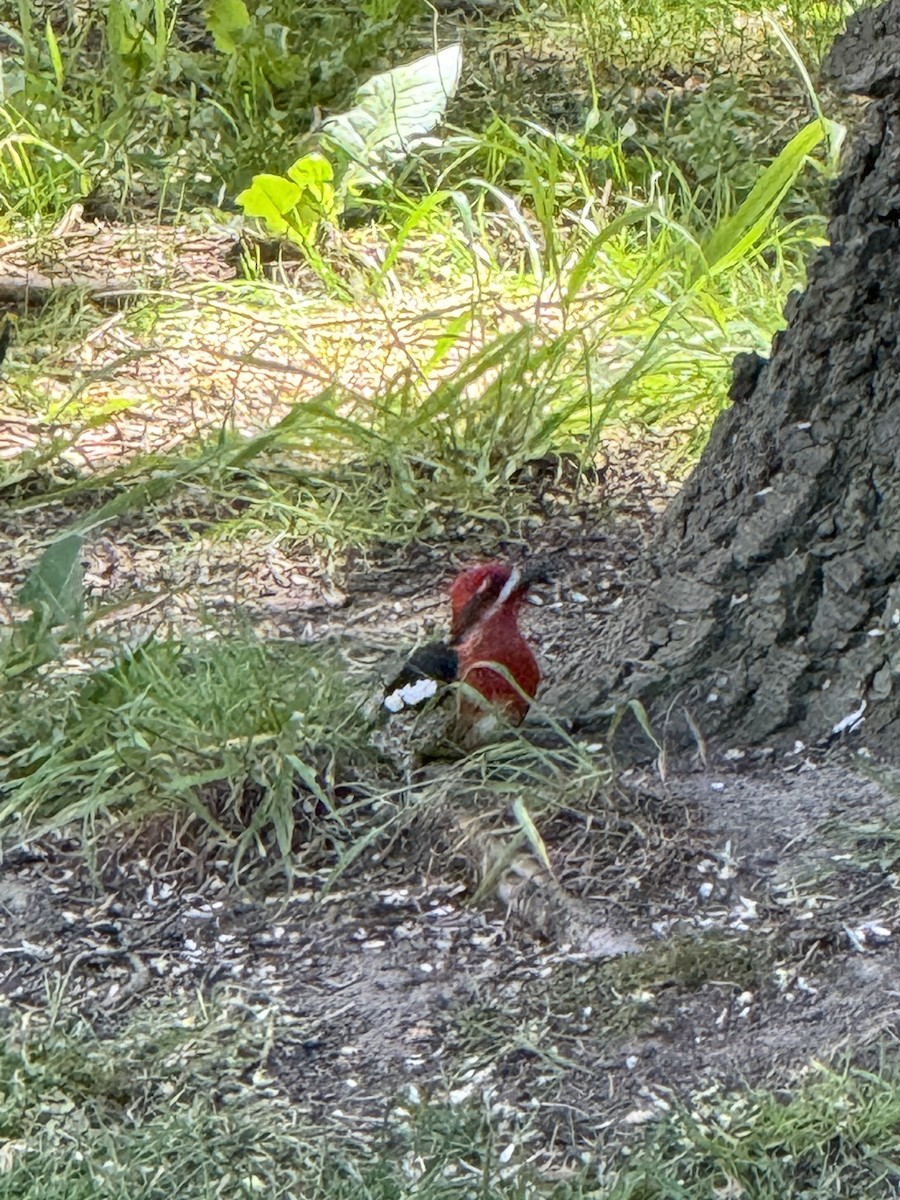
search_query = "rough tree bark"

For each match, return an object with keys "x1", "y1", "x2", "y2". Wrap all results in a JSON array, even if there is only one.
[{"x1": 576, "y1": 1, "x2": 900, "y2": 756}]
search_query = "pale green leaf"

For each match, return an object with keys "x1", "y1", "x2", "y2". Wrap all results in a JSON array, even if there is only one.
[
  {"x1": 236, "y1": 173, "x2": 302, "y2": 235},
  {"x1": 45, "y1": 18, "x2": 64, "y2": 88},
  {"x1": 206, "y1": 0, "x2": 250, "y2": 54},
  {"x1": 700, "y1": 119, "x2": 835, "y2": 278},
  {"x1": 512, "y1": 797, "x2": 553, "y2": 873},
  {"x1": 321, "y1": 44, "x2": 463, "y2": 187},
  {"x1": 19, "y1": 532, "x2": 84, "y2": 627}
]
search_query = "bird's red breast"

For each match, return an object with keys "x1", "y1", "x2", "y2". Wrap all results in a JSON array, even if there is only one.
[
  {"x1": 449, "y1": 563, "x2": 541, "y2": 726},
  {"x1": 382, "y1": 561, "x2": 544, "y2": 743}
]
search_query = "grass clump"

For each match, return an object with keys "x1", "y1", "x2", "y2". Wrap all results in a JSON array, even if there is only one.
[
  {"x1": 611, "y1": 1057, "x2": 900, "y2": 1199},
  {"x1": 0, "y1": 635, "x2": 375, "y2": 853},
  {"x1": 606, "y1": 930, "x2": 770, "y2": 996},
  {"x1": 558, "y1": 0, "x2": 857, "y2": 81},
  {"x1": 0, "y1": 995, "x2": 335, "y2": 1200},
  {"x1": 451, "y1": 929, "x2": 775, "y2": 1074}
]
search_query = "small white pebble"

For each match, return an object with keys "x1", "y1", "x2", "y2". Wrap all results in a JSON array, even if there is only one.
[
  {"x1": 730, "y1": 897, "x2": 758, "y2": 925},
  {"x1": 571, "y1": 591, "x2": 590, "y2": 604},
  {"x1": 622, "y1": 1108, "x2": 656, "y2": 1126},
  {"x1": 851, "y1": 921, "x2": 891, "y2": 945}
]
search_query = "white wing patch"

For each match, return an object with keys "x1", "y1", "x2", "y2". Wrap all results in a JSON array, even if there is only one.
[{"x1": 384, "y1": 677, "x2": 439, "y2": 713}]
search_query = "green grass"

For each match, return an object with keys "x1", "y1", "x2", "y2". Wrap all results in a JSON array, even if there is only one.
[
  {"x1": 3, "y1": 996, "x2": 900, "y2": 1199},
  {"x1": 0, "y1": 995, "x2": 336, "y2": 1199},
  {"x1": 610, "y1": 1058, "x2": 900, "y2": 1199},
  {"x1": 0, "y1": 634, "x2": 377, "y2": 858},
  {"x1": 558, "y1": 0, "x2": 858, "y2": 79},
  {"x1": 3, "y1": 160, "x2": 831, "y2": 547},
  {"x1": 450, "y1": 929, "x2": 778, "y2": 1076},
  {"x1": 0, "y1": 0, "x2": 853, "y2": 537}
]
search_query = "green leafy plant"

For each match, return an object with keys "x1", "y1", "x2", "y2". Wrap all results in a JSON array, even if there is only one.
[
  {"x1": 237, "y1": 45, "x2": 463, "y2": 247},
  {"x1": 236, "y1": 153, "x2": 338, "y2": 247},
  {"x1": 0, "y1": 635, "x2": 372, "y2": 842},
  {"x1": 2, "y1": 534, "x2": 85, "y2": 681},
  {"x1": 698, "y1": 115, "x2": 840, "y2": 278}
]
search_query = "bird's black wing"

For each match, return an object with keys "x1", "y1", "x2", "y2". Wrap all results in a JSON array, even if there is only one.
[{"x1": 383, "y1": 641, "x2": 459, "y2": 712}]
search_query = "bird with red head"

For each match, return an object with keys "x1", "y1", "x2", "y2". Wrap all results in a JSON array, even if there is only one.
[
  {"x1": 382, "y1": 560, "x2": 545, "y2": 751},
  {"x1": 448, "y1": 562, "x2": 542, "y2": 730}
]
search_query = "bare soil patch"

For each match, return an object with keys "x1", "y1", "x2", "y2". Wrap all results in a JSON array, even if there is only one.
[{"x1": 2, "y1": 746, "x2": 899, "y2": 1167}]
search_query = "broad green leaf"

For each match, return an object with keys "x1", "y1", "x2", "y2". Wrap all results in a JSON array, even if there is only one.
[
  {"x1": 206, "y1": 0, "x2": 250, "y2": 53},
  {"x1": 285, "y1": 154, "x2": 337, "y2": 225},
  {"x1": 237, "y1": 157, "x2": 336, "y2": 244},
  {"x1": 19, "y1": 532, "x2": 84, "y2": 627},
  {"x1": 286, "y1": 155, "x2": 333, "y2": 188},
  {"x1": 700, "y1": 119, "x2": 836, "y2": 278},
  {"x1": 236, "y1": 173, "x2": 302, "y2": 236},
  {"x1": 321, "y1": 44, "x2": 463, "y2": 187}
]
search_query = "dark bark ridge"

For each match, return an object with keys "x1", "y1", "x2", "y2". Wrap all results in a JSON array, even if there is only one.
[{"x1": 583, "y1": 2, "x2": 900, "y2": 753}]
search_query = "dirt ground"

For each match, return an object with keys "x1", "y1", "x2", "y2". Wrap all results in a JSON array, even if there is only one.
[
  {"x1": 2, "y1": 744, "x2": 899, "y2": 1163},
  {"x1": 3, "y1": 469, "x2": 899, "y2": 1167}
]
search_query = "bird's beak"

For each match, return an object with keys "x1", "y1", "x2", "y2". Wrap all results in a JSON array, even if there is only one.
[
  {"x1": 497, "y1": 561, "x2": 550, "y2": 606},
  {"x1": 520, "y1": 560, "x2": 551, "y2": 589}
]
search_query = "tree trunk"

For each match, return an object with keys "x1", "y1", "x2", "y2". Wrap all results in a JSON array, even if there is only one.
[{"x1": 577, "y1": 1, "x2": 900, "y2": 757}]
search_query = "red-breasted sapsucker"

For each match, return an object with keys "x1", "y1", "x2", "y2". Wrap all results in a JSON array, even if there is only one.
[{"x1": 382, "y1": 561, "x2": 545, "y2": 749}]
